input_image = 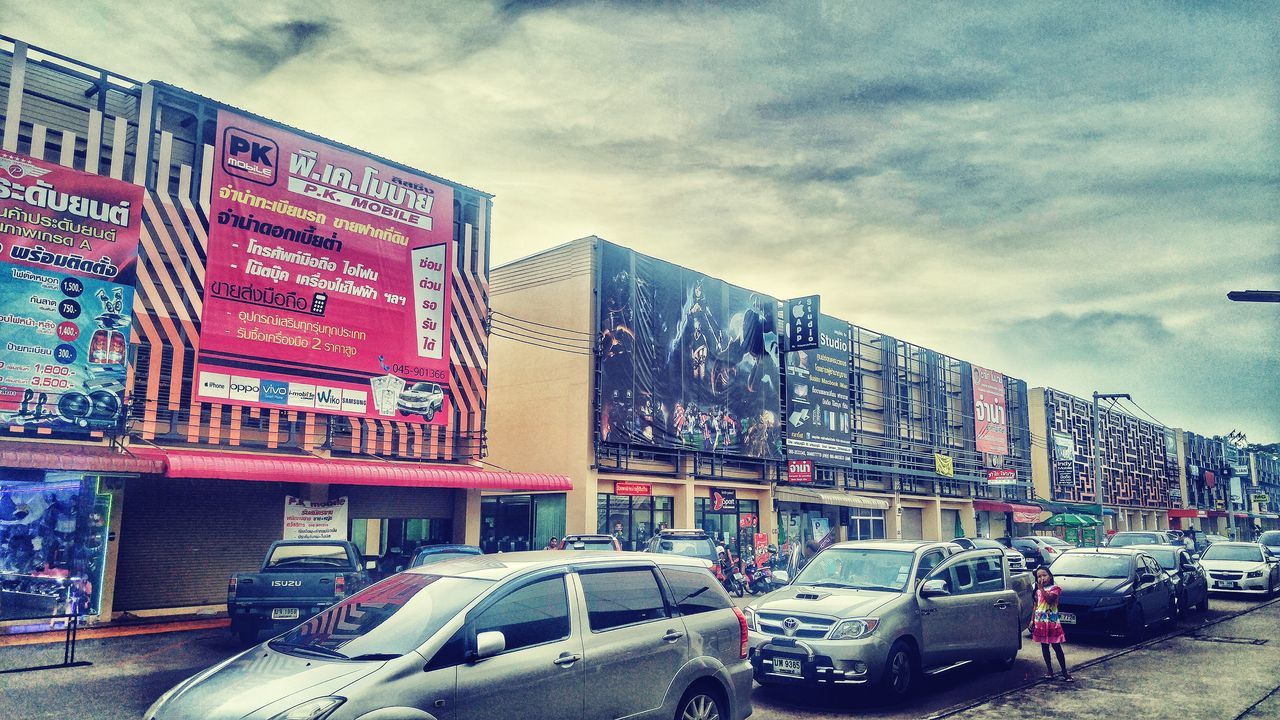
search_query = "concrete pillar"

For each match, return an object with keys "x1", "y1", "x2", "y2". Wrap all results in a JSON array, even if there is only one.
[
  {"x1": 674, "y1": 481, "x2": 695, "y2": 530},
  {"x1": 458, "y1": 489, "x2": 482, "y2": 545},
  {"x1": 923, "y1": 499, "x2": 943, "y2": 541},
  {"x1": 98, "y1": 482, "x2": 126, "y2": 623}
]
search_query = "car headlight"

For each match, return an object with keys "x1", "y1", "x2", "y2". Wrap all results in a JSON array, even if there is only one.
[
  {"x1": 270, "y1": 697, "x2": 346, "y2": 720},
  {"x1": 1095, "y1": 595, "x2": 1130, "y2": 609},
  {"x1": 829, "y1": 617, "x2": 879, "y2": 640},
  {"x1": 1246, "y1": 571, "x2": 1264, "y2": 578},
  {"x1": 743, "y1": 607, "x2": 758, "y2": 632}
]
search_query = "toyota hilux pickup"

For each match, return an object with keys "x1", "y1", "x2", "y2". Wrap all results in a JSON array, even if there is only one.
[
  {"x1": 227, "y1": 540, "x2": 374, "y2": 644},
  {"x1": 746, "y1": 540, "x2": 1027, "y2": 701}
]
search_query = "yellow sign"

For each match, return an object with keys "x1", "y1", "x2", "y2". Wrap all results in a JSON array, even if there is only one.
[{"x1": 935, "y1": 453, "x2": 954, "y2": 478}]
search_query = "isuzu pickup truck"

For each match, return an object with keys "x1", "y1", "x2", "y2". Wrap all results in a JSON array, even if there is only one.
[
  {"x1": 746, "y1": 540, "x2": 1032, "y2": 701},
  {"x1": 227, "y1": 540, "x2": 373, "y2": 644}
]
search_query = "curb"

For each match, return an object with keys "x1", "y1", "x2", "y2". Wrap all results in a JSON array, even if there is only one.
[{"x1": 0, "y1": 618, "x2": 230, "y2": 648}]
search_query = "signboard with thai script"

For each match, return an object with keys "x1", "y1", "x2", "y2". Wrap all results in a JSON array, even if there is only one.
[
  {"x1": 787, "y1": 458, "x2": 814, "y2": 483},
  {"x1": 195, "y1": 110, "x2": 454, "y2": 424},
  {"x1": 971, "y1": 365, "x2": 1009, "y2": 456},
  {"x1": 987, "y1": 469, "x2": 1017, "y2": 485},
  {"x1": 283, "y1": 495, "x2": 349, "y2": 541},
  {"x1": 785, "y1": 314, "x2": 852, "y2": 465},
  {"x1": 0, "y1": 151, "x2": 143, "y2": 435},
  {"x1": 614, "y1": 481, "x2": 652, "y2": 496}
]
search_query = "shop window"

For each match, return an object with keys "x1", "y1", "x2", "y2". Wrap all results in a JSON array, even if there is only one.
[
  {"x1": 847, "y1": 507, "x2": 886, "y2": 541},
  {"x1": 597, "y1": 494, "x2": 673, "y2": 551},
  {"x1": 351, "y1": 517, "x2": 453, "y2": 576},
  {"x1": 695, "y1": 497, "x2": 760, "y2": 558},
  {"x1": 482, "y1": 494, "x2": 567, "y2": 553}
]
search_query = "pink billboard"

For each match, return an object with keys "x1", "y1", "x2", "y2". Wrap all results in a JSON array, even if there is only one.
[
  {"x1": 972, "y1": 365, "x2": 1009, "y2": 456},
  {"x1": 194, "y1": 110, "x2": 454, "y2": 424}
]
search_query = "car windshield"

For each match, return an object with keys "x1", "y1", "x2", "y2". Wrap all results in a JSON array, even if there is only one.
[
  {"x1": 1049, "y1": 554, "x2": 1132, "y2": 579},
  {"x1": 1202, "y1": 545, "x2": 1264, "y2": 563},
  {"x1": 792, "y1": 549, "x2": 915, "y2": 591},
  {"x1": 566, "y1": 538, "x2": 615, "y2": 550},
  {"x1": 411, "y1": 551, "x2": 480, "y2": 567},
  {"x1": 1259, "y1": 532, "x2": 1280, "y2": 548},
  {"x1": 273, "y1": 573, "x2": 492, "y2": 658},
  {"x1": 1142, "y1": 548, "x2": 1179, "y2": 570},
  {"x1": 265, "y1": 544, "x2": 350, "y2": 569},
  {"x1": 655, "y1": 538, "x2": 716, "y2": 560},
  {"x1": 1036, "y1": 537, "x2": 1073, "y2": 548},
  {"x1": 1109, "y1": 534, "x2": 1160, "y2": 547}
]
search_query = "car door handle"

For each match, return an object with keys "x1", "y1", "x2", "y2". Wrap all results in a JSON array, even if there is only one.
[
  {"x1": 993, "y1": 600, "x2": 1011, "y2": 610},
  {"x1": 662, "y1": 630, "x2": 685, "y2": 643},
  {"x1": 553, "y1": 652, "x2": 581, "y2": 667}
]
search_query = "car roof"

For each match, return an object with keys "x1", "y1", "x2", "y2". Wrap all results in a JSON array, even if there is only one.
[
  {"x1": 656, "y1": 529, "x2": 710, "y2": 536},
  {"x1": 564, "y1": 534, "x2": 615, "y2": 540},
  {"x1": 1204, "y1": 541, "x2": 1263, "y2": 548},
  {"x1": 415, "y1": 544, "x2": 481, "y2": 554},
  {"x1": 828, "y1": 540, "x2": 956, "y2": 552},
  {"x1": 1127, "y1": 544, "x2": 1181, "y2": 553},
  {"x1": 1061, "y1": 547, "x2": 1145, "y2": 557},
  {"x1": 405, "y1": 550, "x2": 706, "y2": 581}
]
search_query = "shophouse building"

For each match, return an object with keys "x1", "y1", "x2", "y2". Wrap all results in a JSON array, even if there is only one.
[
  {"x1": 0, "y1": 37, "x2": 567, "y2": 629},
  {"x1": 1029, "y1": 387, "x2": 1177, "y2": 535},
  {"x1": 486, "y1": 237, "x2": 1039, "y2": 557}
]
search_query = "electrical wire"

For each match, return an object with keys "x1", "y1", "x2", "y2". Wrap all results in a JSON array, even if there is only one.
[
  {"x1": 490, "y1": 329, "x2": 593, "y2": 356},
  {"x1": 491, "y1": 311, "x2": 593, "y2": 338},
  {"x1": 488, "y1": 322, "x2": 594, "y2": 351}
]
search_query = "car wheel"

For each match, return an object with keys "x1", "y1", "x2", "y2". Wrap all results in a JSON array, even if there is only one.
[
  {"x1": 1125, "y1": 606, "x2": 1145, "y2": 641},
  {"x1": 423, "y1": 408, "x2": 436, "y2": 421},
  {"x1": 1175, "y1": 591, "x2": 1187, "y2": 618},
  {"x1": 1196, "y1": 593, "x2": 1209, "y2": 613},
  {"x1": 880, "y1": 641, "x2": 916, "y2": 700},
  {"x1": 675, "y1": 685, "x2": 725, "y2": 720}
]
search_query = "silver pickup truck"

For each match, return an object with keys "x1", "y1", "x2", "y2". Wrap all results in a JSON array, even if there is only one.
[{"x1": 746, "y1": 540, "x2": 1033, "y2": 700}]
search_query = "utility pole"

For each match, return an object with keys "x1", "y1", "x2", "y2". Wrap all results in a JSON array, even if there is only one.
[{"x1": 1092, "y1": 392, "x2": 1131, "y2": 547}]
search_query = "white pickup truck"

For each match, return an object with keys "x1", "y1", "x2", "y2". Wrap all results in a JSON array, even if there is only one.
[{"x1": 746, "y1": 540, "x2": 1034, "y2": 701}]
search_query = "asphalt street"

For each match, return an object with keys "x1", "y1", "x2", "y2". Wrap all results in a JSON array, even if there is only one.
[{"x1": 0, "y1": 595, "x2": 1273, "y2": 720}]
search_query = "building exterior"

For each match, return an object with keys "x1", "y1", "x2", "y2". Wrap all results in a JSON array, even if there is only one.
[
  {"x1": 486, "y1": 238, "x2": 1039, "y2": 557},
  {"x1": 0, "y1": 36, "x2": 567, "y2": 630},
  {"x1": 1029, "y1": 387, "x2": 1179, "y2": 535}
]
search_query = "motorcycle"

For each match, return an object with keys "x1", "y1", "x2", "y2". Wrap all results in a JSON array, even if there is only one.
[
  {"x1": 714, "y1": 551, "x2": 745, "y2": 597},
  {"x1": 742, "y1": 557, "x2": 774, "y2": 595}
]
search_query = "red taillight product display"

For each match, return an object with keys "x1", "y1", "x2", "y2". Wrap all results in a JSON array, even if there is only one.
[{"x1": 733, "y1": 606, "x2": 748, "y2": 659}]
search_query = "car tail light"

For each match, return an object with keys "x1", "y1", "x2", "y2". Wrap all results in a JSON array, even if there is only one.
[
  {"x1": 227, "y1": 577, "x2": 237, "y2": 598},
  {"x1": 733, "y1": 607, "x2": 748, "y2": 659},
  {"x1": 1045, "y1": 546, "x2": 1057, "y2": 554},
  {"x1": 334, "y1": 575, "x2": 346, "y2": 598}
]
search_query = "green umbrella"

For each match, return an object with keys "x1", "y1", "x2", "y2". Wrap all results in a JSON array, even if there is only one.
[{"x1": 1044, "y1": 513, "x2": 1102, "y2": 527}]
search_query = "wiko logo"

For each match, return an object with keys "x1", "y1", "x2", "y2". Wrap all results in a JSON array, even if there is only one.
[{"x1": 222, "y1": 126, "x2": 278, "y2": 185}]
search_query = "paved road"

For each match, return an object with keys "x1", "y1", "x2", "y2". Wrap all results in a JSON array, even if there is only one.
[{"x1": 0, "y1": 595, "x2": 1271, "y2": 719}]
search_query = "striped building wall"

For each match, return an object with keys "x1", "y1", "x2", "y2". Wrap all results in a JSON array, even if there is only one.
[{"x1": 0, "y1": 38, "x2": 490, "y2": 463}]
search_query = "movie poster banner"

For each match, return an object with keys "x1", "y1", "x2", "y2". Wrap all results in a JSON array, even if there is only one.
[
  {"x1": 784, "y1": 314, "x2": 852, "y2": 465},
  {"x1": 195, "y1": 110, "x2": 454, "y2": 424},
  {"x1": 597, "y1": 242, "x2": 783, "y2": 460},
  {"x1": 0, "y1": 151, "x2": 143, "y2": 435},
  {"x1": 971, "y1": 365, "x2": 1009, "y2": 456}
]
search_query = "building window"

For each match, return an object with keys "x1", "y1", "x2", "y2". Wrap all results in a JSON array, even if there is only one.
[
  {"x1": 847, "y1": 507, "x2": 886, "y2": 541},
  {"x1": 481, "y1": 494, "x2": 567, "y2": 553},
  {"x1": 596, "y1": 494, "x2": 673, "y2": 551},
  {"x1": 695, "y1": 498, "x2": 760, "y2": 558}
]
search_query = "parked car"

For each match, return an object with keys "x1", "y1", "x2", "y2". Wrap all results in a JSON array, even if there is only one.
[
  {"x1": 1049, "y1": 547, "x2": 1175, "y2": 640},
  {"x1": 745, "y1": 540, "x2": 1024, "y2": 701},
  {"x1": 997, "y1": 536, "x2": 1041, "y2": 570},
  {"x1": 559, "y1": 534, "x2": 622, "y2": 551},
  {"x1": 1106, "y1": 531, "x2": 1181, "y2": 548},
  {"x1": 1015, "y1": 535, "x2": 1074, "y2": 566},
  {"x1": 1258, "y1": 531, "x2": 1280, "y2": 557},
  {"x1": 227, "y1": 540, "x2": 374, "y2": 645},
  {"x1": 954, "y1": 537, "x2": 1028, "y2": 572},
  {"x1": 1199, "y1": 542, "x2": 1280, "y2": 597},
  {"x1": 147, "y1": 552, "x2": 753, "y2": 720},
  {"x1": 409, "y1": 544, "x2": 484, "y2": 568},
  {"x1": 644, "y1": 528, "x2": 720, "y2": 568},
  {"x1": 1132, "y1": 544, "x2": 1209, "y2": 616}
]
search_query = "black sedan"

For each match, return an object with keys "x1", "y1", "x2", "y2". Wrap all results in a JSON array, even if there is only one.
[
  {"x1": 1049, "y1": 548, "x2": 1176, "y2": 640},
  {"x1": 1132, "y1": 544, "x2": 1209, "y2": 616}
]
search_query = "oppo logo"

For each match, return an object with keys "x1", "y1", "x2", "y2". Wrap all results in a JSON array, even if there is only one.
[{"x1": 230, "y1": 383, "x2": 259, "y2": 393}]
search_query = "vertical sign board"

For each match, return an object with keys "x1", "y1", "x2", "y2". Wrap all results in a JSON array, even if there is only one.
[
  {"x1": 784, "y1": 314, "x2": 852, "y2": 468},
  {"x1": 0, "y1": 152, "x2": 144, "y2": 434},
  {"x1": 971, "y1": 365, "x2": 1009, "y2": 456},
  {"x1": 785, "y1": 295, "x2": 819, "y2": 351},
  {"x1": 195, "y1": 110, "x2": 454, "y2": 424},
  {"x1": 1052, "y1": 431, "x2": 1078, "y2": 488}
]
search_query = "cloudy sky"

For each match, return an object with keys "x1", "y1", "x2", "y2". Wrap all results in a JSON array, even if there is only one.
[{"x1": 6, "y1": 0, "x2": 1277, "y2": 440}]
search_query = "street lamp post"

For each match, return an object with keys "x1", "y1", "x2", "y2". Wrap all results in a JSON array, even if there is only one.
[{"x1": 1092, "y1": 392, "x2": 1132, "y2": 547}]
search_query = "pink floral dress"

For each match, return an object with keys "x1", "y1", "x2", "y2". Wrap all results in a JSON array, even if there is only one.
[{"x1": 1031, "y1": 584, "x2": 1066, "y2": 644}]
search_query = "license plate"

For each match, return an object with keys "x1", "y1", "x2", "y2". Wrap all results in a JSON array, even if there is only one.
[
  {"x1": 1214, "y1": 581, "x2": 1239, "y2": 589},
  {"x1": 772, "y1": 656, "x2": 802, "y2": 676},
  {"x1": 1059, "y1": 612, "x2": 1076, "y2": 624},
  {"x1": 271, "y1": 607, "x2": 300, "y2": 620}
]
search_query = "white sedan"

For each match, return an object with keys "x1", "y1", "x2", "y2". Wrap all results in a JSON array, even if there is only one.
[{"x1": 1199, "y1": 542, "x2": 1280, "y2": 596}]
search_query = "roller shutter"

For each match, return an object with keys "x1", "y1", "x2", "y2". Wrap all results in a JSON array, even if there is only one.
[
  {"x1": 900, "y1": 508, "x2": 924, "y2": 540},
  {"x1": 114, "y1": 477, "x2": 285, "y2": 611}
]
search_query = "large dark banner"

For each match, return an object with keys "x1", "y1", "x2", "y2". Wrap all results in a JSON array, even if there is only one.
[
  {"x1": 598, "y1": 243, "x2": 783, "y2": 460},
  {"x1": 785, "y1": 314, "x2": 852, "y2": 465}
]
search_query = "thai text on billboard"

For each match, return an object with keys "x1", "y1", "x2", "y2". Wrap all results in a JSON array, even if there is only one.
[
  {"x1": 0, "y1": 151, "x2": 143, "y2": 435},
  {"x1": 283, "y1": 495, "x2": 349, "y2": 541},
  {"x1": 195, "y1": 110, "x2": 454, "y2": 424},
  {"x1": 785, "y1": 314, "x2": 852, "y2": 466},
  {"x1": 971, "y1": 365, "x2": 1009, "y2": 456},
  {"x1": 597, "y1": 242, "x2": 783, "y2": 460}
]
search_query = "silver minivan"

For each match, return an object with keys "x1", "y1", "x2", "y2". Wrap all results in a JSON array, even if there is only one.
[{"x1": 144, "y1": 551, "x2": 753, "y2": 720}]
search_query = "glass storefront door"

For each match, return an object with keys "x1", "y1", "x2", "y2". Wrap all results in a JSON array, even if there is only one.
[
  {"x1": 481, "y1": 494, "x2": 567, "y2": 553},
  {"x1": 695, "y1": 498, "x2": 760, "y2": 558},
  {"x1": 596, "y1": 494, "x2": 673, "y2": 551}
]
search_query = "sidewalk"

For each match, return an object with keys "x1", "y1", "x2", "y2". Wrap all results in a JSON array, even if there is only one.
[
  {"x1": 0, "y1": 615, "x2": 228, "y2": 647},
  {"x1": 934, "y1": 598, "x2": 1280, "y2": 720}
]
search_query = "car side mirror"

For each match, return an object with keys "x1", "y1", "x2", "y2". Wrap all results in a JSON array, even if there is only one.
[
  {"x1": 1191, "y1": 554, "x2": 1200, "y2": 561},
  {"x1": 473, "y1": 631, "x2": 506, "y2": 661},
  {"x1": 920, "y1": 579, "x2": 950, "y2": 598},
  {"x1": 1139, "y1": 572, "x2": 1157, "y2": 584}
]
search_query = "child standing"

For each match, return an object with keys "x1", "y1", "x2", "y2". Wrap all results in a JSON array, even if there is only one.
[{"x1": 1030, "y1": 567, "x2": 1073, "y2": 681}]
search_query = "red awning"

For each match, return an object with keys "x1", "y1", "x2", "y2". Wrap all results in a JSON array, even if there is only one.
[
  {"x1": 0, "y1": 440, "x2": 162, "y2": 474},
  {"x1": 1234, "y1": 512, "x2": 1250, "y2": 519},
  {"x1": 1168, "y1": 508, "x2": 1200, "y2": 518},
  {"x1": 130, "y1": 447, "x2": 572, "y2": 491},
  {"x1": 973, "y1": 500, "x2": 1012, "y2": 513}
]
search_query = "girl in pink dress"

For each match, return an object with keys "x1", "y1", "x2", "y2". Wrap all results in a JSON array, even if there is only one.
[{"x1": 1030, "y1": 567, "x2": 1073, "y2": 681}]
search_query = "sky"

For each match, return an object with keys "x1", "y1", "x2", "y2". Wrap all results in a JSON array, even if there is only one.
[{"x1": 5, "y1": 0, "x2": 1277, "y2": 441}]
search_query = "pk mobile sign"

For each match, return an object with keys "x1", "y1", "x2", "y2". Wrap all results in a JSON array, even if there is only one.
[
  {"x1": 195, "y1": 110, "x2": 455, "y2": 425},
  {"x1": 0, "y1": 151, "x2": 144, "y2": 436}
]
